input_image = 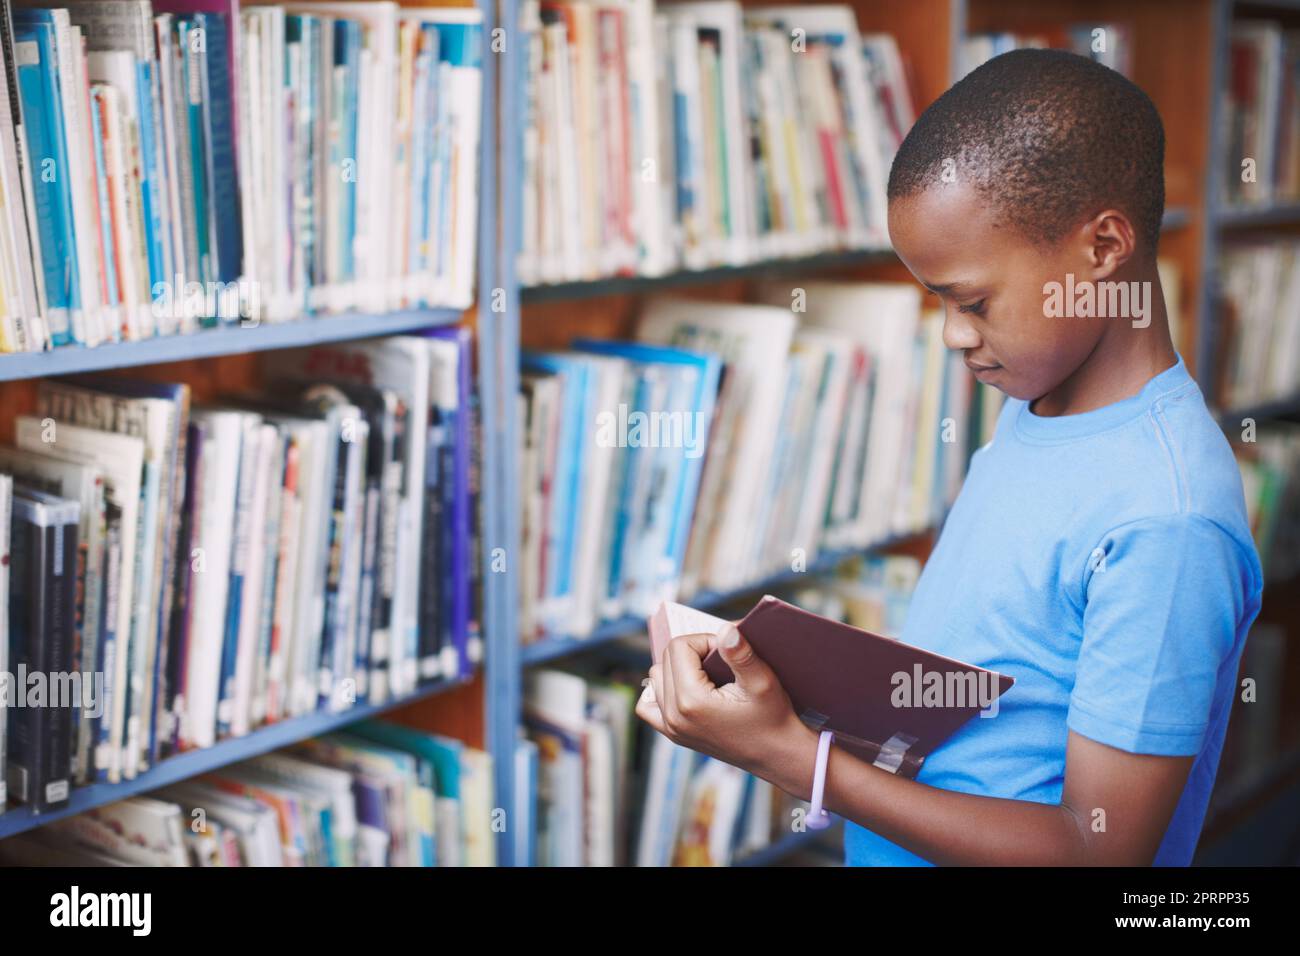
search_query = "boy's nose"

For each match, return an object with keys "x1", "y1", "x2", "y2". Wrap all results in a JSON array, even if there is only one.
[{"x1": 942, "y1": 309, "x2": 982, "y2": 352}]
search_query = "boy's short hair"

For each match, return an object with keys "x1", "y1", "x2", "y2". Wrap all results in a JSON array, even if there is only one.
[{"x1": 888, "y1": 48, "x2": 1165, "y2": 254}]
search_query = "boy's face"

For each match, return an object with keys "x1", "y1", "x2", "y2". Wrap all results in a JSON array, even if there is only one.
[{"x1": 888, "y1": 182, "x2": 1105, "y2": 403}]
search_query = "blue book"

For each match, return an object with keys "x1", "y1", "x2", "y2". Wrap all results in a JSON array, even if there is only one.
[
  {"x1": 333, "y1": 20, "x2": 361, "y2": 282},
  {"x1": 601, "y1": 369, "x2": 651, "y2": 613},
  {"x1": 133, "y1": 59, "x2": 166, "y2": 310},
  {"x1": 521, "y1": 352, "x2": 593, "y2": 626},
  {"x1": 11, "y1": 19, "x2": 80, "y2": 345},
  {"x1": 194, "y1": 13, "x2": 241, "y2": 289},
  {"x1": 176, "y1": 19, "x2": 211, "y2": 297},
  {"x1": 571, "y1": 339, "x2": 721, "y2": 579},
  {"x1": 423, "y1": 326, "x2": 473, "y2": 678}
]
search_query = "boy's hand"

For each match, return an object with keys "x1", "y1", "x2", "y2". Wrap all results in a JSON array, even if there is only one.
[{"x1": 636, "y1": 624, "x2": 819, "y2": 787}]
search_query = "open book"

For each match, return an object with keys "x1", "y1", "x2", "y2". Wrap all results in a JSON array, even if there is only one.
[{"x1": 648, "y1": 597, "x2": 1014, "y2": 778}]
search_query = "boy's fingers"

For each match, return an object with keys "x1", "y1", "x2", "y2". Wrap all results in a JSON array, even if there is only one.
[
  {"x1": 636, "y1": 682, "x2": 668, "y2": 735},
  {"x1": 715, "y1": 624, "x2": 769, "y2": 692},
  {"x1": 648, "y1": 663, "x2": 665, "y2": 722},
  {"x1": 667, "y1": 632, "x2": 720, "y2": 712}
]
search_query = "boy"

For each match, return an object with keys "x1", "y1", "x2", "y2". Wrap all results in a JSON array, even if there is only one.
[{"x1": 636, "y1": 49, "x2": 1263, "y2": 866}]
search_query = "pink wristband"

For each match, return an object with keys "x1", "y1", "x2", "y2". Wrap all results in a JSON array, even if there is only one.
[{"x1": 807, "y1": 730, "x2": 834, "y2": 830}]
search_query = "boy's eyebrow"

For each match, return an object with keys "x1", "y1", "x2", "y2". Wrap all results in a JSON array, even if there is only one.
[{"x1": 921, "y1": 280, "x2": 981, "y2": 296}]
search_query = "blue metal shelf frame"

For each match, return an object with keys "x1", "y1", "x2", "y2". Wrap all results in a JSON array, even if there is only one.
[
  {"x1": 0, "y1": 678, "x2": 468, "y2": 839},
  {"x1": 0, "y1": 308, "x2": 464, "y2": 382},
  {"x1": 485, "y1": 0, "x2": 525, "y2": 866}
]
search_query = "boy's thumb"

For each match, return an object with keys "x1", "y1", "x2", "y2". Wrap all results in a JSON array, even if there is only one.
[{"x1": 716, "y1": 624, "x2": 758, "y2": 681}]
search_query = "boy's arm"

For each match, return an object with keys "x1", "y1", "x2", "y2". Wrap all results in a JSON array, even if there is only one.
[{"x1": 763, "y1": 722, "x2": 1193, "y2": 866}]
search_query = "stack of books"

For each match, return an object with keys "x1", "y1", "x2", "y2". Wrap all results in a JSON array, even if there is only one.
[
  {"x1": 522, "y1": 553, "x2": 922, "y2": 867},
  {"x1": 0, "y1": 720, "x2": 496, "y2": 865},
  {"x1": 517, "y1": 283, "x2": 1001, "y2": 643},
  {"x1": 516, "y1": 1, "x2": 915, "y2": 284},
  {"x1": 0, "y1": 330, "x2": 478, "y2": 817},
  {"x1": 0, "y1": 0, "x2": 483, "y2": 355},
  {"x1": 1218, "y1": 241, "x2": 1300, "y2": 410},
  {"x1": 1222, "y1": 21, "x2": 1300, "y2": 208}
]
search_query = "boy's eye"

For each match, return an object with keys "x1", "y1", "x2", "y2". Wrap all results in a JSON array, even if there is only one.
[{"x1": 957, "y1": 299, "x2": 987, "y2": 317}]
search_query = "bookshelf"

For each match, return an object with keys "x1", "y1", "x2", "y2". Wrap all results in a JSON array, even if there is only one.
[
  {"x1": 0, "y1": 0, "x2": 1292, "y2": 868},
  {"x1": 0, "y1": 0, "x2": 507, "y2": 850},
  {"x1": 0, "y1": 676, "x2": 460, "y2": 840}
]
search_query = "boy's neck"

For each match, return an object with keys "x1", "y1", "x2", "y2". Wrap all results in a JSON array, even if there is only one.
[{"x1": 1030, "y1": 258, "x2": 1178, "y2": 418}]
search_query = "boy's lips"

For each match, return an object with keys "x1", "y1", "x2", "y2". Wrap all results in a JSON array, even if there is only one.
[{"x1": 964, "y1": 357, "x2": 1001, "y2": 373}]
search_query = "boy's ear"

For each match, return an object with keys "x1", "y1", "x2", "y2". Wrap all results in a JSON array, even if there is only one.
[{"x1": 1081, "y1": 208, "x2": 1138, "y2": 278}]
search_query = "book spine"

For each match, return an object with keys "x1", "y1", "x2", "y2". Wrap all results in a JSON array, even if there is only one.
[
  {"x1": 92, "y1": 501, "x2": 121, "y2": 782},
  {"x1": 44, "y1": 508, "x2": 78, "y2": 809},
  {"x1": 195, "y1": 12, "x2": 240, "y2": 286}
]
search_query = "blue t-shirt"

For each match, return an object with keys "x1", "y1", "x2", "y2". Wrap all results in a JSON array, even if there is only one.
[{"x1": 845, "y1": 355, "x2": 1263, "y2": 866}]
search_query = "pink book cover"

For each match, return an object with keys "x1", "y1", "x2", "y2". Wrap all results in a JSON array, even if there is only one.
[{"x1": 647, "y1": 596, "x2": 1014, "y2": 778}]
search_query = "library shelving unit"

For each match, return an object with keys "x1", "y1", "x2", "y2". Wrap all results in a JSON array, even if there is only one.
[
  {"x1": 0, "y1": 0, "x2": 511, "y2": 843},
  {"x1": 1202, "y1": 0, "x2": 1300, "y2": 425},
  {"x1": 483, "y1": 0, "x2": 984, "y2": 868},
  {"x1": 482, "y1": 0, "x2": 1297, "y2": 867}
]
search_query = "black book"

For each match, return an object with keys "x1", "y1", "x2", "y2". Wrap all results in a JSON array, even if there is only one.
[{"x1": 7, "y1": 488, "x2": 79, "y2": 813}]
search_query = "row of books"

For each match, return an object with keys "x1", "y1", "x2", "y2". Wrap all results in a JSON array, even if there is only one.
[
  {"x1": 1223, "y1": 21, "x2": 1300, "y2": 207},
  {"x1": 962, "y1": 23, "x2": 1134, "y2": 80},
  {"x1": 0, "y1": 1, "x2": 483, "y2": 354},
  {"x1": 521, "y1": 554, "x2": 921, "y2": 867},
  {"x1": 1217, "y1": 240, "x2": 1300, "y2": 410},
  {"x1": 0, "y1": 329, "x2": 479, "y2": 818},
  {"x1": 0, "y1": 721, "x2": 495, "y2": 865},
  {"x1": 516, "y1": 2, "x2": 915, "y2": 285},
  {"x1": 518, "y1": 283, "x2": 1000, "y2": 643},
  {"x1": 1235, "y1": 424, "x2": 1300, "y2": 584}
]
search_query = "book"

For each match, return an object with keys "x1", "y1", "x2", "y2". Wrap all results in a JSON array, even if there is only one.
[
  {"x1": 6, "y1": 487, "x2": 79, "y2": 813},
  {"x1": 649, "y1": 595, "x2": 1014, "y2": 777}
]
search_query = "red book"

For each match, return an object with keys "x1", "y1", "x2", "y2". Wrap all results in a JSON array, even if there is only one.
[{"x1": 648, "y1": 596, "x2": 1013, "y2": 778}]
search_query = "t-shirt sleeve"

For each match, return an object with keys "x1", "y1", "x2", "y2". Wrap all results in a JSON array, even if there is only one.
[{"x1": 1067, "y1": 513, "x2": 1258, "y2": 756}]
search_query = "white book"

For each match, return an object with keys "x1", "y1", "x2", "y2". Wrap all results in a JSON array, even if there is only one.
[
  {"x1": 16, "y1": 416, "x2": 143, "y2": 784},
  {"x1": 524, "y1": 669, "x2": 587, "y2": 867},
  {"x1": 789, "y1": 330, "x2": 854, "y2": 559},
  {"x1": 665, "y1": 2, "x2": 753, "y2": 265},
  {"x1": 0, "y1": 32, "x2": 42, "y2": 350},
  {"x1": 757, "y1": 279, "x2": 921, "y2": 544},
  {"x1": 183, "y1": 410, "x2": 245, "y2": 750},
  {"x1": 638, "y1": 298, "x2": 797, "y2": 591},
  {"x1": 622, "y1": 0, "x2": 672, "y2": 276},
  {"x1": 231, "y1": 423, "x2": 279, "y2": 737}
]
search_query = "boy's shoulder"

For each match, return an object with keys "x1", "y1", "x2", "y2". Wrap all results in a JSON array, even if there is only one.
[{"x1": 988, "y1": 362, "x2": 1259, "y2": 577}]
